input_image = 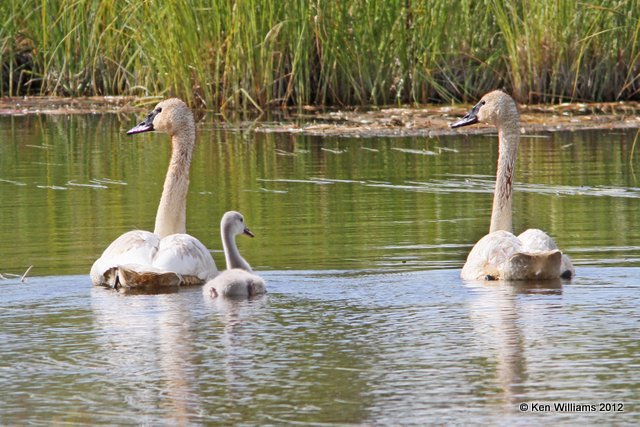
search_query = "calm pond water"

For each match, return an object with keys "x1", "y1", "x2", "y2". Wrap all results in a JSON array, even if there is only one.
[{"x1": 0, "y1": 113, "x2": 639, "y2": 424}]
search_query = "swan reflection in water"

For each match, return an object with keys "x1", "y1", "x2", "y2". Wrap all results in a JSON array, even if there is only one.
[
  {"x1": 464, "y1": 278, "x2": 562, "y2": 409},
  {"x1": 90, "y1": 285, "x2": 269, "y2": 424},
  {"x1": 90, "y1": 287, "x2": 204, "y2": 424},
  {"x1": 203, "y1": 293, "x2": 269, "y2": 392}
]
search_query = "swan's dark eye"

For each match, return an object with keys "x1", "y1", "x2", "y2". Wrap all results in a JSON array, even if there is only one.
[
  {"x1": 480, "y1": 100, "x2": 486, "y2": 106},
  {"x1": 156, "y1": 107, "x2": 162, "y2": 113}
]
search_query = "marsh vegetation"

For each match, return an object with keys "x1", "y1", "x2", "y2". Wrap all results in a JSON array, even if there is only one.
[{"x1": 2, "y1": 0, "x2": 639, "y2": 109}]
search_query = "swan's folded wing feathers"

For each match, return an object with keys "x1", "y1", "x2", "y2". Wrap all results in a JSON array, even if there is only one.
[
  {"x1": 90, "y1": 230, "x2": 160, "y2": 286},
  {"x1": 461, "y1": 231, "x2": 523, "y2": 280},
  {"x1": 152, "y1": 233, "x2": 217, "y2": 281},
  {"x1": 518, "y1": 229, "x2": 559, "y2": 252},
  {"x1": 98, "y1": 230, "x2": 159, "y2": 263},
  {"x1": 475, "y1": 231, "x2": 522, "y2": 268}
]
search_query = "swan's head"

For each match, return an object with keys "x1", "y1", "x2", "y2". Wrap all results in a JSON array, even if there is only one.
[
  {"x1": 126, "y1": 98, "x2": 195, "y2": 137},
  {"x1": 450, "y1": 90, "x2": 518, "y2": 129},
  {"x1": 221, "y1": 211, "x2": 255, "y2": 238}
]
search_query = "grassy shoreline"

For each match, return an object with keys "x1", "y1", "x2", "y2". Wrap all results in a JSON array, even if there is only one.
[{"x1": 2, "y1": 0, "x2": 639, "y2": 109}]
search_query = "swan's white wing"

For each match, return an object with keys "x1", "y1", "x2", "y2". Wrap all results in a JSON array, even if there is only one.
[
  {"x1": 517, "y1": 228, "x2": 559, "y2": 252},
  {"x1": 202, "y1": 269, "x2": 266, "y2": 298},
  {"x1": 461, "y1": 230, "x2": 523, "y2": 280},
  {"x1": 90, "y1": 230, "x2": 160, "y2": 286},
  {"x1": 152, "y1": 233, "x2": 217, "y2": 282}
]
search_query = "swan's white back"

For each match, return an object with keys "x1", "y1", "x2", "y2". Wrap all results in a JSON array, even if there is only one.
[
  {"x1": 90, "y1": 230, "x2": 159, "y2": 285},
  {"x1": 460, "y1": 231, "x2": 522, "y2": 280},
  {"x1": 152, "y1": 234, "x2": 217, "y2": 282}
]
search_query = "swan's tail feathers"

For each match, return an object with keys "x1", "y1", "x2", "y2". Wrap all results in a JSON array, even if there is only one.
[
  {"x1": 93, "y1": 265, "x2": 206, "y2": 291},
  {"x1": 110, "y1": 265, "x2": 181, "y2": 291},
  {"x1": 100, "y1": 267, "x2": 119, "y2": 288},
  {"x1": 503, "y1": 250, "x2": 563, "y2": 280}
]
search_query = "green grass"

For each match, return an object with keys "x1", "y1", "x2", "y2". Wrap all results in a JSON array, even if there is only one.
[{"x1": 1, "y1": 0, "x2": 639, "y2": 109}]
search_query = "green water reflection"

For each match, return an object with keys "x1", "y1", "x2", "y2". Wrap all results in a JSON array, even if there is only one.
[{"x1": 1, "y1": 114, "x2": 639, "y2": 277}]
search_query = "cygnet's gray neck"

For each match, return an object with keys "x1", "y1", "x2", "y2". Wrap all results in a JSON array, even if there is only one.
[{"x1": 222, "y1": 224, "x2": 253, "y2": 272}]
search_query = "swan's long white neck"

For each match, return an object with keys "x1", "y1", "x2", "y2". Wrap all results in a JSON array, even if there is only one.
[
  {"x1": 490, "y1": 121, "x2": 519, "y2": 234},
  {"x1": 153, "y1": 129, "x2": 194, "y2": 238},
  {"x1": 222, "y1": 224, "x2": 253, "y2": 272}
]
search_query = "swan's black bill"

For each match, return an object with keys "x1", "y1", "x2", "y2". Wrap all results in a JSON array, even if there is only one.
[
  {"x1": 450, "y1": 100, "x2": 483, "y2": 128},
  {"x1": 126, "y1": 108, "x2": 160, "y2": 135},
  {"x1": 244, "y1": 227, "x2": 255, "y2": 238}
]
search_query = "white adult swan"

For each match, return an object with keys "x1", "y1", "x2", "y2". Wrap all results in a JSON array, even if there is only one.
[
  {"x1": 450, "y1": 90, "x2": 574, "y2": 281},
  {"x1": 90, "y1": 99, "x2": 217, "y2": 290},
  {"x1": 202, "y1": 211, "x2": 266, "y2": 298}
]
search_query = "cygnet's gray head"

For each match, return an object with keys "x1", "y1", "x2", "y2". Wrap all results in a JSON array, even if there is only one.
[{"x1": 221, "y1": 211, "x2": 254, "y2": 238}]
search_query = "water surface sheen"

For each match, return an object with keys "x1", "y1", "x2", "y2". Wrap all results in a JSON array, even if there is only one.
[
  {"x1": 0, "y1": 114, "x2": 639, "y2": 424},
  {"x1": 1, "y1": 269, "x2": 638, "y2": 425}
]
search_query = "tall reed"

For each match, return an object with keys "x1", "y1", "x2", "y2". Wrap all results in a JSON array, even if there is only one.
[{"x1": 1, "y1": 0, "x2": 639, "y2": 108}]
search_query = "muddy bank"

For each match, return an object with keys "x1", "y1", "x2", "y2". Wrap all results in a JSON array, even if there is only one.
[
  {"x1": 254, "y1": 102, "x2": 640, "y2": 137},
  {"x1": 2, "y1": 96, "x2": 640, "y2": 136},
  {"x1": 0, "y1": 96, "x2": 145, "y2": 115}
]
